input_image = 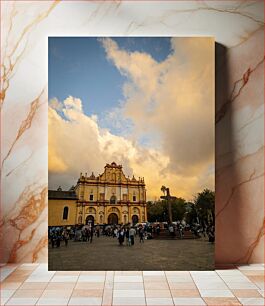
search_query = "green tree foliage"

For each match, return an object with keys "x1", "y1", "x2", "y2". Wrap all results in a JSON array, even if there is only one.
[
  {"x1": 147, "y1": 198, "x2": 186, "y2": 222},
  {"x1": 184, "y1": 202, "x2": 198, "y2": 224},
  {"x1": 147, "y1": 201, "x2": 164, "y2": 222},
  {"x1": 194, "y1": 189, "x2": 215, "y2": 225},
  {"x1": 171, "y1": 198, "x2": 186, "y2": 221},
  {"x1": 147, "y1": 189, "x2": 215, "y2": 225}
]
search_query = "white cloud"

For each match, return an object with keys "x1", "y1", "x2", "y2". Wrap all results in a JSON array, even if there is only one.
[
  {"x1": 63, "y1": 96, "x2": 83, "y2": 112},
  {"x1": 49, "y1": 97, "x2": 63, "y2": 111}
]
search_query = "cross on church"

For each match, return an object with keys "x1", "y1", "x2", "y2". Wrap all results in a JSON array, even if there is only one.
[{"x1": 160, "y1": 187, "x2": 176, "y2": 224}]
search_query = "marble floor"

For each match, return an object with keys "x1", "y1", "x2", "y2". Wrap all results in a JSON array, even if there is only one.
[{"x1": 0, "y1": 264, "x2": 264, "y2": 305}]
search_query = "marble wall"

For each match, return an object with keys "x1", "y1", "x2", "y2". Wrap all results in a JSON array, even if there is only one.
[
  {"x1": 1, "y1": 1, "x2": 264, "y2": 264},
  {"x1": 215, "y1": 25, "x2": 264, "y2": 263}
]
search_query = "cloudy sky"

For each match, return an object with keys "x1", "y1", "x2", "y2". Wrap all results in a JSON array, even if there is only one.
[{"x1": 48, "y1": 37, "x2": 214, "y2": 201}]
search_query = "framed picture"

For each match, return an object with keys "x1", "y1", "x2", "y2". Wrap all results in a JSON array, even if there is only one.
[{"x1": 48, "y1": 37, "x2": 215, "y2": 271}]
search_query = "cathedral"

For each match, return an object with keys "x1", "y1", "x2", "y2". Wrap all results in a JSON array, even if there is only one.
[{"x1": 48, "y1": 162, "x2": 147, "y2": 226}]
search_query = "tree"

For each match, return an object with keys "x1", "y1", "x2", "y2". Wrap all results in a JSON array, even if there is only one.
[
  {"x1": 194, "y1": 189, "x2": 215, "y2": 225},
  {"x1": 146, "y1": 188, "x2": 215, "y2": 225},
  {"x1": 147, "y1": 201, "x2": 165, "y2": 222},
  {"x1": 171, "y1": 198, "x2": 186, "y2": 221},
  {"x1": 147, "y1": 198, "x2": 187, "y2": 222},
  {"x1": 185, "y1": 202, "x2": 198, "y2": 225},
  {"x1": 161, "y1": 186, "x2": 167, "y2": 196}
]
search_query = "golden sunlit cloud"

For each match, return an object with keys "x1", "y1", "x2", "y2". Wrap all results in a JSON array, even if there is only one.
[{"x1": 100, "y1": 37, "x2": 214, "y2": 177}]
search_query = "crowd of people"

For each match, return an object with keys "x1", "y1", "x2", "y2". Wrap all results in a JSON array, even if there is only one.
[
  {"x1": 49, "y1": 227, "x2": 70, "y2": 248},
  {"x1": 166, "y1": 221, "x2": 215, "y2": 243},
  {"x1": 48, "y1": 223, "x2": 148, "y2": 248},
  {"x1": 49, "y1": 221, "x2": 215, "y2": 248},
  {"x1": 113, "y1": 225, "x2": 146, "y2": 246}
]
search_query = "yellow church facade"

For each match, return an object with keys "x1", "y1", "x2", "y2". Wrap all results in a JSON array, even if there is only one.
[{"x1": 48, "y1": 162, "x2": 147, "y2": 226}]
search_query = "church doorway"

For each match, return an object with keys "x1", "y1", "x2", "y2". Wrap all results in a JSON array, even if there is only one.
[
  {"x1": 132, "y1": 215, "x2": 139, "y2": 225},
  {"x1": 108, "y1": 213, "x2": 118, "y2": 225},
  {"x1": 86, "y1": 215, "x2": 94, "y2": 227}
]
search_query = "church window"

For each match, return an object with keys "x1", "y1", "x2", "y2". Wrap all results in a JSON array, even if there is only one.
[
  {"x1": 63, "y1": 206, "x2": 69, "y2": 220},
  {"x1": 110, "y1": 195, "x2": 116, "y2": 204},
  {"x1": 133, "y1": 195, "x2": 136, "y2": 202},
  {"x1": 90, "y1": 194, "x2": 93, "y2": 201}
]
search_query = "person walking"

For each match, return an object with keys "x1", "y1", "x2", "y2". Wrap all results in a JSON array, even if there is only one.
[
  {"x1": 55, "y1": 231, "x2": 61, "y2": 248},
  {"x1": 129, "y1": 226, "x2": 136, "y2": 246},
  {"x1": 89, "y1": 227, "x2": 93, "y2": 243},
  {"x1": 118, "y1": 228, "x2": 125, "y2": 245},
  {"x1": 69, "y1": 228, "x2": 74, "y2": 240},
  {"x1": 62, "y1": 228, "x2": 69, "y2": 247},
  {"x1": 178, "y1": 223, "x2": 183, "y2": 239},
  {"x1": 139, "y1": 227, "x2": 144, "y2": 243},
  {"x1": 96, "y1": 225, "x2": 100, "y2": 238},
  {"x1": 84, "y1": 228, "x2": 88, "y2": 242},
  {"x1": 125, "y1": 228, "x2": 130, "y2": 246},
  {"x1": 169, "y1": 224, "x2": 174, "y2": 237},
  {"x1": 81, "y1": 229, "x2": 86, "y2": 242},
  {"x1": 208, "y1": 224, "x2": 215, "y2": 243},
  {"x1": 50, "y1": 231, "x2": 56, "y2": 248},
  {"x1": 156, "y1": 225, "x2": 160, "y2": 236}
]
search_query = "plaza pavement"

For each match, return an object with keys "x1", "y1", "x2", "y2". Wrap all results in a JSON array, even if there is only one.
[{"x1": 48, "y1": 236, "x2": 214, "y2": 271}]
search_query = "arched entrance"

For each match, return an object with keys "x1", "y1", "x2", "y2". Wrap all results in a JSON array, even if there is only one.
[
  {"x1": 86, "y1": 215, "x2": 94, "y2": 227},
  {"x1": 108, "y1": 213, "x2": 118, "y2": 225},
  {"x1": 132, "y1": 215, "x2": 139, "y2": 225}
]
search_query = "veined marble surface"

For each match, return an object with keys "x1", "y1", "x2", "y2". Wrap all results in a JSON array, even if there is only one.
[{"x1": 0, "y1": 1, "x2": 264, "y2": 263}]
